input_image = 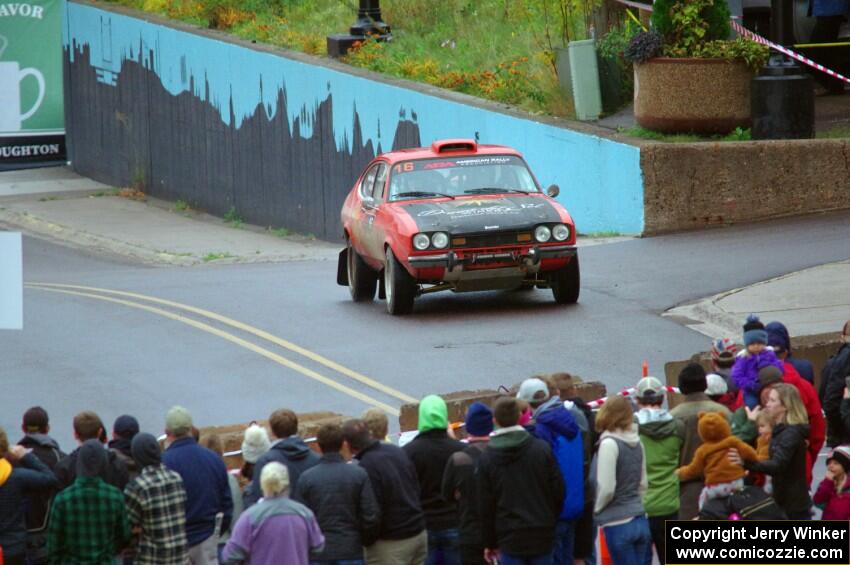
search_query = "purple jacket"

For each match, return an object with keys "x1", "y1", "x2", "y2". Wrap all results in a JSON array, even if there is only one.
[
  {"x1": 731, "y1": 349, "x2": 784, "y2": 394},
  {"x1": 222, "y1": 495, "x2": 324, "y2": 565}
]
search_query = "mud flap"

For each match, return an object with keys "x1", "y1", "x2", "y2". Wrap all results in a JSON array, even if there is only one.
[{"x1": 337, "y1": 248, "x2": 348, "y2": 286}]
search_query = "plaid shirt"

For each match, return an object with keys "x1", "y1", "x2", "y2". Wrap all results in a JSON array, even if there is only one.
[
  {"x1": 124, "y1": 464, "x2": 189, "y2": 565},
  {"x1": 47, "y1": 476, "x2": 130, "y2": 564}
]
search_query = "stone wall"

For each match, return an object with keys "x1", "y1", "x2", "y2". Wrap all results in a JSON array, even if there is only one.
[{"x1": 641, "y1": 139, "x2": 850, "y2": 235}]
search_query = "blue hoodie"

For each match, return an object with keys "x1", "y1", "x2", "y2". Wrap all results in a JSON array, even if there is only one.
[{"x1": 533, "y1": 397, "x2": 583, "y2": 520}]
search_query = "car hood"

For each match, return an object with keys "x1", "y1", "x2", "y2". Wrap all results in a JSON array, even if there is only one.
[{"x1": 398, "y1": 195, "x2": 564, "y2": 233}]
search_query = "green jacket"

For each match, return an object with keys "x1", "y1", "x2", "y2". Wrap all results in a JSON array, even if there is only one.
[
  {"x1": 637, "y1": 409, "x2": 685, "y2": 517},
  {"x1": 731, "y1": 407, "x2": 757, "y2": 445}
]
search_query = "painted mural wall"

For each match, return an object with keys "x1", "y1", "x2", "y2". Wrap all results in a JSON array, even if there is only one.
[{"x1": 63, "y1": 1, "x2": 644, "y2": 238}]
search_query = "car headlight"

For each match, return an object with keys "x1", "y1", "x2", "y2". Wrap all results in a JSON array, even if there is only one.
[
  {"x1": 431, "y1": 232, "x2": 449, "y2": 249},
  {"x1": 534, "y1": 225, "x2": 552, "y2": 243},
  {"x1": 552, "y1": 224, "x2": 570, "y2": 241},
  {"x1": 413, "y1": 233, "x2": 431, "y2": 250}
]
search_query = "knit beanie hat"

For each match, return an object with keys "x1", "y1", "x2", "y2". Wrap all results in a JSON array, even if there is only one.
[
  {"x1": 131, "y1": 433, "x2": 162, "y2": 468},
  {"x1": 77, "y1": 439, "x2": 107, "y2": 478},
  {"x1": 464, "y1": 402, "x2": 494, "y2": 437},
  {"x1": 743, "y1": 314, "x2": 768, "y2": 347},
  {"x1": 765, "y1": 321, "x2": 791, "y2": 352},
  {"x1": 705, "y1": 373, "x2": 728, "y2": 396},
  {"x1": 758, "y1": 365, "x2": 784, "y2": 388},
  {"x1": 828, "y1": 446, "x2": 850, "y2": 474},
  {"x1": 241, "y1": 424, "x2": 272, "y2": 464},
  {"x1": 711, "y1": 338, "x2": 737, "y2": 363},
  {"x1": 113, "y1": 415, "x2": 140, "y2": 440},
  {"x1": 678, "y1": 362, "x2": 707, "y2": 395}
]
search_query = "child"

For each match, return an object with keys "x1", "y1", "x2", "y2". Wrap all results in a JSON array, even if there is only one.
[
  {"x1": 814, "y1": 446, "x2": 850, "y2": 519},
  {"x1": 754, "y1": 410, "x2": 773, "y2": 493},
  {"x1": 706, "y1": 373, "x2": 736, "y2": 411},
  {"x1": 732, "y1": 314, "x2": 784, "y2": 408},
  {"x1": 676, "y1": 412, "x2": 758, "y2": 509}
]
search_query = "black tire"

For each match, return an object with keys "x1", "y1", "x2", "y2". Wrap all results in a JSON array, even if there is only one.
[
  {"x1": 384, "y1": 247, "x2": 416, "y2": 315},
  {"x1": 347, "y1": 242, "x2": 377, "y2": 302},
  {"x1": 551, "y1": 254, "x2": 580, "y2": 304}
]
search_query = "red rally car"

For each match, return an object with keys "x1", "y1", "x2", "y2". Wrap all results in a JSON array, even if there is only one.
[{"x1": 338, "y1": 139, "x2": 579, "y2": 315}]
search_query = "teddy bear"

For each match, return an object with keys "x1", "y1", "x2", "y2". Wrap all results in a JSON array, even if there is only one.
[{"x1": 676, "y1": 411, "x2": 758, "y2": 509}]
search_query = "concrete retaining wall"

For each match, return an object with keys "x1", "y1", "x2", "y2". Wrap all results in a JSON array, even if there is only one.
[
  {"x1": 63, "y1": 1, "x2": 644, "y2": 239},
  {"x1": 641, "y1": 140, "x2": 850, "y2": 235},
  {"x1": 398, "y1": 381, "x2": 608, "y2": 432}
]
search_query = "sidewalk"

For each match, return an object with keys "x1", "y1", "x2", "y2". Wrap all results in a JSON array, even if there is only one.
[
  {"x1": 0, "y1": 166, "x2": 340, "y2": 266},
  {"x1": 664, "y1": 260, "x2": 850, "y2": 339}
]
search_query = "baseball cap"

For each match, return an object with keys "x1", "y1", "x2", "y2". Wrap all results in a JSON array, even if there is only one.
[
  {"x1": 636, "y1": 376, "x2": 664, "y2": 400},
  {"x1": 516, "y1": 378, "x2": 549, "y2": 405},
  {"x1": 706, "y1": 373, "x2": 728, "y2": 396}
]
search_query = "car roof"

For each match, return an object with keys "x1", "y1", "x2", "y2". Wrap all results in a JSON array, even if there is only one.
[{"x1": 376, "y1": 139, "x2": 523, "y2": 165}]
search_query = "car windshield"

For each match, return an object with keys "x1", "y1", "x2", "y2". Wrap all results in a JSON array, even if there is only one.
[{"x1": 388, "y1": 155, "x2": 540, "y2": 201}]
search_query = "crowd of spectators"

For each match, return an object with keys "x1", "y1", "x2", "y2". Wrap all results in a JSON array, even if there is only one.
[{"x1": 1, "y1": 318, "x2": 850, "y2": 565}]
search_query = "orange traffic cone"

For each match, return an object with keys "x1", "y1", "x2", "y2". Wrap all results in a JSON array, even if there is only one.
[
  {"x1": 599, "y1": 527, "x2": 613, "y2": 565},
  {"x1": 642, "y1": 360, "x2": 649, "y2": 377}
]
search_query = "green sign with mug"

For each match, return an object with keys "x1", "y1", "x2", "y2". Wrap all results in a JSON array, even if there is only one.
[{"x1": 0, "y1": 0, "x2": 65, "y2": 169}]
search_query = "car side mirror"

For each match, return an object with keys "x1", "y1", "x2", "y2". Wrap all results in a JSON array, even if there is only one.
[
  {"x1": 362, "y1": 196, "x2": 375, "y2": 209},
  {"x1": 546, "y1": 184, "x2": 560, "y2": 198}
]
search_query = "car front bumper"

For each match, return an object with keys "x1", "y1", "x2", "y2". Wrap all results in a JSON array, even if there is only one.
[{"x1": 407, "y1": 244, "x2": 576, "y2": 270}]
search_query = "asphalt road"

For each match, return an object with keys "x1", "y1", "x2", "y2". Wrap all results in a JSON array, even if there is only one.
[{"x1": 4, "y1": 209, "x2": 850, "y2": 448}]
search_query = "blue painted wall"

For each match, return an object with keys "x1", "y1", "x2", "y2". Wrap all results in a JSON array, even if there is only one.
[{"x1": 63, "y1": 1, "x2": 644, "y2": 235}]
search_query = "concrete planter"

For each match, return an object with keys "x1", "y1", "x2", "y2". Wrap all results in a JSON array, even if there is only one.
[{"x1": 634, "y1": 57, "x2": 753, "y2": 134}]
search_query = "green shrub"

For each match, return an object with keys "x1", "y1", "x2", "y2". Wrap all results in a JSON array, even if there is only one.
[{"x1": 651, "y1": 0, "x2": 730, "y2": 45}]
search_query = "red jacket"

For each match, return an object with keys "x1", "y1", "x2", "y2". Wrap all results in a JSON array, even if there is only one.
[
  {"x1": 730, "y1": 362, "x2": 825, "y2": 484},
  {"x1": 782, "y1": 362, "x2": 826, "y2": 484},
  {"x1": 814, "y1": 478, "x2": 850, "y2": 519}
]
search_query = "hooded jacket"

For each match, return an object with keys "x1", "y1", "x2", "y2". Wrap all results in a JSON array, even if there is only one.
[
  {"x1": 0, "y1": 454, "x2": 59, "y2": 557},
  {"x1": 243, "y1": 436, "x2": 321, "y2": 507},
  {"x1": 636, "y1": 408, "x2": 684, "y2": 517},
  {"x1": 55, "y1": 444, "x2": 129, "y2": 492},
  {"x1": 477, "y1": 427, "x2": 564, "y2": 556},
  {"x1": 532, "y1": 396, "x2": 583, "y2": 520},
  {"x1": 403, "y1": 395, "x2": 465, "y2": 531},
  {"x1": 744, "y1": 423, "x2": 812, "y2": 516},
  {"x1": 18, "y1": 433, "x2": 65, "y2": 533}
]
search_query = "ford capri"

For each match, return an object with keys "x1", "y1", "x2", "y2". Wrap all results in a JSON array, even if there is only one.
[{"x1": 338, "y1": 139, "x2": 579, "y2": 315}]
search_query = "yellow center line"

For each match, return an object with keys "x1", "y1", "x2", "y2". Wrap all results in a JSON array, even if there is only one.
[
  {"x1": 31, "y1": 286, "x2": 400, "y2": 416},
  {"x1": 26, "y1": 282, "x2": 417, "y2": 404}
]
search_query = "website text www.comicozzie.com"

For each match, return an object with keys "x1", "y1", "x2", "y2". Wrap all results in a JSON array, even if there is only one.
[
  {"x1": 673, "y1": 546, "x2": 843, "y2": 561},
  {"x1": 665, "y1": 521, "x2": 850, "y2": 565}
]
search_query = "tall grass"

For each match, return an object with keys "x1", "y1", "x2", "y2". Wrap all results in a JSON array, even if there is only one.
[{"x1": 101, "y1": 0, "x2": 602, "y2": 118}]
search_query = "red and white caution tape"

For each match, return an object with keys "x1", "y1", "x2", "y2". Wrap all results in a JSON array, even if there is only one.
[
  {"x1": 730, "y1": 19, "x2": 850, "y2": 84},
  {"x1": 613, "y1": 0, "x2": 850, "y2": 84},
  {"x1": 586, "y1": 385, "x2": 681, "y2": 409}
]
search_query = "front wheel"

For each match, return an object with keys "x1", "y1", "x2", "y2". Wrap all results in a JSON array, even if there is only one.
[
  {"x1": 551, "y1": 255, "x2": 580, "y2": 304},
  {"x1": 384, "y1": 247, "x2": 416, "y2": 315},
  {"x1": 347, "y1": 242, "x2": 377, "y2": 302}
]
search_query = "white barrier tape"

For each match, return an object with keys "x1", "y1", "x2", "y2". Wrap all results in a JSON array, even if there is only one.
[{"x1": 730, "y1": 19, "x2": 850, "y2": 84}]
